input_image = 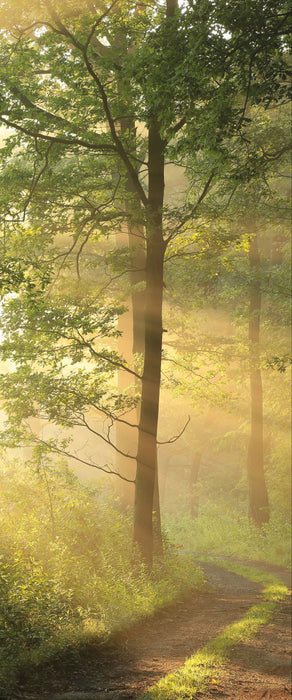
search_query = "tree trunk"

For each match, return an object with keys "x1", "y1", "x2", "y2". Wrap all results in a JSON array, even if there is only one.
[
  {"x1": 133, "y1": 117, "x2": 165, "y2": 568},
  {"x1": 247, "y1": 233, "x2": 269, "y2": 527},
  {"x1": 125, "y1": 0, "x2": 177, "y2": 565},
  {"x1": 115, "y1": 114, "x2": 146, "y2": 505},
  {"x1": 115, "y1": 294, "x2": 136, "y2": 505},
  {"x1": 189, "y1": 451, "x2": 201, "y2": 517}
]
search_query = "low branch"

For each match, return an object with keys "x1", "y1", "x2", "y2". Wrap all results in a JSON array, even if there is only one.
[
  {"x1": 75, "y1": 329, "x2": 142, "y2": 380},
  {"x1": 0, "y1": 116, "x2": 117, "y2": 153},
  {"x1": 95, "y1": 266, "x2": 146, "y2": 297},
  {"x1": 164, "y1": 171, "x2": 215, "y2": 244},
  {"x1": 9, "y1": 318, "x2": 142, "y2": 381},
  {"x1": 78, "y1": 413, "x2": 137, "y2": 461},
  {"x1": 157, "y1": 415, "x2": 190, "y2": 445},
  {"x1": 89, "y1": 402, "x2": 139, "y2": 430},
  {"x1": 7, "y1": 84, "x2": 74, "y2": 129},
  {"x1": 33, "y1": 435, "x2": 136, "y2": 482}
]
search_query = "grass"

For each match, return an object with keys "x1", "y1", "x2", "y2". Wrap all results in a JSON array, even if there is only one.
[
  {"x1": 138, "y1": 561, "x2": 290, "y2": 699},
  {"x1": 0, "y1": 458, "x2": 204, "y2": 697},
  {"x1": 1, "y1": 458, "x2": 290, "y2": 697},
  {"x1": 165, "y1": 503, "x2": 291, "y2": 567}
]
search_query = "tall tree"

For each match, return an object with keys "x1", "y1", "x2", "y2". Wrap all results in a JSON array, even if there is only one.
[
  {"x1": 0, "y1": 0, "x2": 290, "y2": 566},
  {"x1": 159, "y1": 102, "x2": 291, "y2": 525},
  {"x1": 247, "y1": 229, "x2": 269, "y2": 525}
]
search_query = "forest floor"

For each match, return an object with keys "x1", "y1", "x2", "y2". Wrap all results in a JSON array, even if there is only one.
[{"x1": 19, "y1": 558, "x2": 291, "y2": 700}]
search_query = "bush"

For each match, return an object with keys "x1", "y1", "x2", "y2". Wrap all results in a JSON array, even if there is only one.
[
  {"x1": 0, "y1": 458, "x2": 203, "y2": 696},
  {"x1": 165, "y1": 502, "x2": 291, "y2": 568}
]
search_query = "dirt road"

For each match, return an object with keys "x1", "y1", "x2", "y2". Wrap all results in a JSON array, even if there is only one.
[{"x1": 21, "y1": 559, "x2": 291, "y2": 700}]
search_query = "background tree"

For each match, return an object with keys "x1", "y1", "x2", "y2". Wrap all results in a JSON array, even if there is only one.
[
  {"x1": 0, "y1": 0, "x2": 290, "y2": 566},
  {"x1": 161, "y1": 102, "x2": 291, "y2": 526}
]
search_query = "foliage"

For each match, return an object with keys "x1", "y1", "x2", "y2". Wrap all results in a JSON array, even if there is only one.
[
  {"x1": 165, "y1": 504, "x2": 291, "y2": 568},
  {"x1": 0, "y1": 284, "x2": 141, "y2": 477},
  {"x1": 0, "y1": 0, "x2": 290, "y2": 277},
  {"x1": 0, "y1": 0, "x2": 290, "y2": 561},
  {"x1": 0, "y1": 457, "x2": 204, "y2": 695}
]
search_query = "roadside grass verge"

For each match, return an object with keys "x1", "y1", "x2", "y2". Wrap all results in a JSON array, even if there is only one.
[
  {"x1": 139, "y1": 561, "x2": 290, "y2": 700},
  {"x1": 0, "y1": 459, "x2": 204, "y2": 698},
  {"x1": 165, "y1": 502, "x2": 291, "y2": 567},
  {"x1": 165, "y1": 505, "x2": 291, "y2": 568}
]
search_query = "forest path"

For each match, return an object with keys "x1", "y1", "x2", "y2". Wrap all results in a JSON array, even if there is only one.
[{"x1": 23, "y1": 559, "x2": 291, "y2": 700}]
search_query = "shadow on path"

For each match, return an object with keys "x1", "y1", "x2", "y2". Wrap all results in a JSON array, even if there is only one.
[{"x1": 20, "y1": 560, "x2": 272, "y2": 700}]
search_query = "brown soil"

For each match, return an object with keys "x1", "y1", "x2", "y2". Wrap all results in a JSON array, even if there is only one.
[{"x1": 20, "y1": 559, "x2": 291, "y2": 700}]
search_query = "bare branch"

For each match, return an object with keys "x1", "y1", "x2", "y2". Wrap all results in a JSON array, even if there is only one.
[
  {"x1": 88, "y1": 403, "x2": 139, "y2": 430},
  {"x1": 33, "y1": 435, "x2": 136, "y2": 482},
  {"x1": 79, "y1": 413, "x2": 137, "y2": 461},
  {"x1": 75, "y1": 329, "x2": 142, "y2": 380},
  {"x1": 157, "y1": 415, "x2": 190, "y2": 445},
  {"x1": 164, "y1": 171, "x2": 215, "y2": 244}
]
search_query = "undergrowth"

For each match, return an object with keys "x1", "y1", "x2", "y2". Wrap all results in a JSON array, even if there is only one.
[
  {"x1": 0, "y1": 458, "x2": 204, "y2": 697},
  {"x1": 165, "y1": 503, "x2": 291, "y2": 567}
]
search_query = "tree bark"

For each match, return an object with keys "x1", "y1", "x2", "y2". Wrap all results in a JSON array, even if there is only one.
[
  {"x1": 115, "y1": 130, "x2": 146, "y2": 504},
  {"x1": 247, "y1": 233, "x2": 269, "y2": 527},
  {"x1": 133, "y1": 117, "x2": 165, "y2": 568},
  {"x1": 114, "y1": 101, "x2": 146, "y2": 503},
  {"x1": 113, "y1": 18, "x2": 163, "y2": 537}
]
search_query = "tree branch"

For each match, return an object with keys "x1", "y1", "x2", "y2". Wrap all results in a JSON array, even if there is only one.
[
  {"x1": 164, "y1": 171, "x2": 215, "y2": 244},
  {"x1": 75, "y1": 329, "x2": 142, "y2": 380},
  {"x1": 157, "y1": 415, "x2": 190, "y2": 444},
  {"x1": 79, "y1": 413, "x2": 137, "y2": 461},
  {"x1": 22, "y1": 143, "x2": 53, "y2": 221},
  {"x1": 84, "y1": 0, "x2": 121, "y2": 51},
  {"x1": 7, "y1": 84, "x2": 74, "y2": 129},
  {"x1": 171, "y1": 116, "x2": 186, "y2": 135},
  {"x1": 0, "y1": 116, "x2": 117, "y2": 153},
  {"x1": 43, "y1": 0, "x2": 148, "y2": 207},
  {"x1": 32, "y1": 434, "x2": 136, "y2": 482}
]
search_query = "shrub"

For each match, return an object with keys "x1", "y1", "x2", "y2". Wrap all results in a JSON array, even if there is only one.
[{"x1": 0, "y1": 457, "x2": 203, "y2": 696}]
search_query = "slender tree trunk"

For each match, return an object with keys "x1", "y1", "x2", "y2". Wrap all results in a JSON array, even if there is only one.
[
  {"x1": 115, "y1": 114, "x2": 146, "y2": 504},
  {"x1": 133, "y1": 0, "x2": 177, "y2": 566},
  {"x1": 133, "y1": 117, "x2": 165, "y2": 568},
  {"x1": 114, "y1": 83, "x2": 163, "y2": 540},
  {"x1": 115, "y1": 293, "x2": 136, "y2": 504},
  {"x1": 189, "y1": 450, "x2": 201, "y2": 517},
  {"x1": 120, "y1": 117, "x2": 146, "y2": 366},
  {"x1": 247, "y1": 233, "x2": 269, "y2": 526}
]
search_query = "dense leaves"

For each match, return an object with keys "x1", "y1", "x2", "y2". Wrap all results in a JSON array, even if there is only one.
[{"x1": 0, "y1": 458, "x2": 203, "y2": 695}]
